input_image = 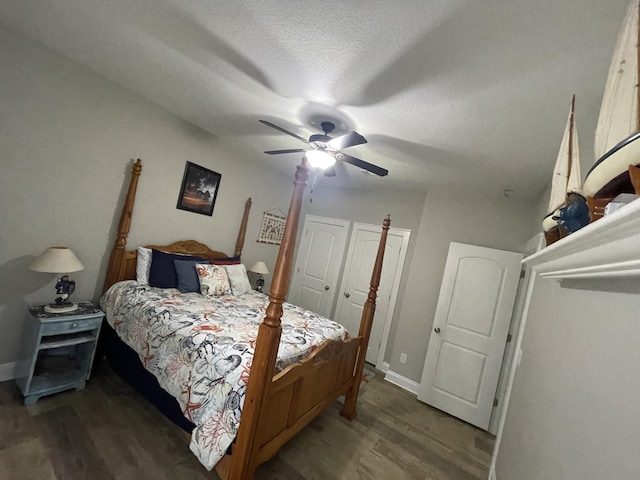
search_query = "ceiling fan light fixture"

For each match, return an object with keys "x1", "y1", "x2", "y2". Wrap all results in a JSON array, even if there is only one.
[{"x1": 305, "y1": 150, "x2": 336, "y2": 169}]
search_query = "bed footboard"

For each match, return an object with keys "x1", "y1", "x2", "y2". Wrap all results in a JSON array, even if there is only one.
[{"x1": 255, "y1": 337, "x2": 361, "y2": 464}]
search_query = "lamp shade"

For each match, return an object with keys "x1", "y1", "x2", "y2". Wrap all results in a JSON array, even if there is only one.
[
  {"x1": 248, "y1": 261, "x2": 269, "y2": 275},
  {"x1": 29, "y1": 246, "x2": 84, "y2": 273}
]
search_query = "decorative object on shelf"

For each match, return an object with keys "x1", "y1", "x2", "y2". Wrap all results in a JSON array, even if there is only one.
[
  {"x1": 257, "y1": 208, "x2": 286, "y2": 245},
  {"x1": 249, "y1": 261, "x2": 269, "y2": 292},
  {"x1": 29, "y1": 246, "x2": 84, "y2": 313},
  {"x1": 604, "y1": 193, "x2": 640, "y2": 216},
  {"x1": 523, "y1": 198, "x2": 640, "y2": 290},
  {"x1": 176, "y1": 161, "x2": 221, "y2": 216},
  {"x1": 583, "y1": 0, "x2": 640, "y2": 221},
  {"x1": 542, "y1": 95, "x2": 589, "y2": 246}
]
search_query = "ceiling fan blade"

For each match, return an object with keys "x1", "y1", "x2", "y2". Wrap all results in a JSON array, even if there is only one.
[
  {"x1": 259, "y1": 120, "x2": 308, "y2": 143},
  {"x1": 324, "y1": 165, "x2": 337, "y2": 177},
  {"x1": 264, "y1": 149, "x2": 307, "y2": 155},
  {"x1": 327, "y1": 131, "x2": 367, "y2": 150},
  {"x1": 338, "y1": 153, "x2": 388, "y2": 177}
]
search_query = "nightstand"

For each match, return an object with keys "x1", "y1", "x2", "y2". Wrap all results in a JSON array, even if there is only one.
[{"x1": 16, "y1": 301, "x2": 104, "y2": 405}]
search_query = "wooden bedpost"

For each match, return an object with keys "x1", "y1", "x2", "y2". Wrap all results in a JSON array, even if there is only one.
[
  {"x1": 103, "y1": 159, "x2": 142, "y2": 293},
  {"x1": 229, "y1": 158, "x2": 309, "y2": 480},
  {"x1": 340, "y1": 214, "x2": 391, "y2": 420},
  {"x1": 235, "y1": 197, "x2": 252, "y2": 257}
]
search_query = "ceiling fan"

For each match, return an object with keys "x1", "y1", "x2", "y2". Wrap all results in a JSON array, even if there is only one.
[{"x1": 259, "y1": 119, "x2": 389, "y2": 177}]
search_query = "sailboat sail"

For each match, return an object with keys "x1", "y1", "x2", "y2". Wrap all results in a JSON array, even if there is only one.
[
  {"x1": 594, "y1": 0, "x2": 639, "y2": 160},
  {"x1": 543, "y1": 96, "x2": 589, "y2": 244},
  {"x1": 547, "y1": 99, "x2": 580, "y2": 214},
  {"x1": 584, "y1": 0, "x2": 640, "y2": 200}
]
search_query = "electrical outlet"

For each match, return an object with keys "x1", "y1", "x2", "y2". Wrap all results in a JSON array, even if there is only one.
[{"x1": 399, "y1": 353, "x2": 407, "y2": 364}]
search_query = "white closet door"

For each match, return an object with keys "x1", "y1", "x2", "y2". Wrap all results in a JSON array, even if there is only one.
[
  {"x1": 334, "y1": 223, "x2": 410, "y2": 367},
  {"x1": 289, "y1": 215, "x2": 349, "y2": 317}
]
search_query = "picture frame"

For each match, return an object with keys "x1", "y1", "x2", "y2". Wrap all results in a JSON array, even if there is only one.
[{"x1": 176, "y1": 161, "x2": 222, "y2": 216}]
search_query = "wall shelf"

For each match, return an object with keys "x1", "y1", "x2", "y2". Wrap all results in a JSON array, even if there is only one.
[{"x1": 523, "y1": 200, "x2": 640, "y2": 287}]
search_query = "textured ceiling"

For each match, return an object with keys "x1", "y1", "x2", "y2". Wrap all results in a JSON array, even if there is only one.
[{"x1": 0, "y1": 0, "x2": 630, "y2": 197}]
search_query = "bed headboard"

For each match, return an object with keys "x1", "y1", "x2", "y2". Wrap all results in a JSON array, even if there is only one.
[{"x1": 102, "y1": 159, "x2": 252, "y2": 292}]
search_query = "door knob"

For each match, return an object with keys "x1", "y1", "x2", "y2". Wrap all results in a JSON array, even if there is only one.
[
  {"x1": 324, "y1": 285, "x2": 330, "y2": 291},
  {"x1": 434, "y1": 327, "x2": 441, "y2": 334},
  {"x1": 344, "y1": 292, "x2": 350, "y2": 298}
]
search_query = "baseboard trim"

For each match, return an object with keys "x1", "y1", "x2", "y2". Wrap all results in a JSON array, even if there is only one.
[
  {"x1": 0, "y1": 362, "x2": 17, "y2": 382},
  {"x1": 384, "y1": 369, "x2": 420, "y2": 395},
  {"x1": 380, "y1": 362, "x2": 390, "y2": 373},
  {"x1": 0, "y1": 361, "x2": 29, "y2": 382}
]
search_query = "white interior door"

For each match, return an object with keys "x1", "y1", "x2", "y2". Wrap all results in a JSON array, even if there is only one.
[
  {"x1": 334, "y1": 223, "x2": 410, "y2": 367},
  {"x1": 289, "y1": 215, "x2": 350, "y2": 317},
  {"x1": 418, "y1": 242, "x2": 523, "y2": 430}
]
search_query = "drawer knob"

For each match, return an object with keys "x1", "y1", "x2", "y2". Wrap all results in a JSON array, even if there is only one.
[{"x1": 72, "y1": 322, "x2": 79, "y2": 329}]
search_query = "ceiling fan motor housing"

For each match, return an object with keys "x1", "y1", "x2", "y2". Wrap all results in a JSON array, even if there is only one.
[
  {"x1": 259, "y1": 117, "x2": 388, "y2": 176},
  {"x1": 308, "y1": 133, "x2": 332, "y2": 150}
]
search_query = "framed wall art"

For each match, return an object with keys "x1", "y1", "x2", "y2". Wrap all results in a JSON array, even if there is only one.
[
  {"x1": 176, "y1": 161, "x2": 221, "y2": 216},
  {"x1": 257, "y1": 211, "x2": 286, "y2": 245}
]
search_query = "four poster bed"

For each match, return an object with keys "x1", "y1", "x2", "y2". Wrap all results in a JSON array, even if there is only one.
[{"x1": 100, "y1": 158, "x2": 390, "y2": 479}]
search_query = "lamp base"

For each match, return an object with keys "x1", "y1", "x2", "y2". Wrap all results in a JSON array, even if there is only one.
[{"x1": 44, "y1": 303, "x2": 78, "y2": 314}]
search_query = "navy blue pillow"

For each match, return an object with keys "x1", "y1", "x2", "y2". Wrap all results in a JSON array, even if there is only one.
[
  {"x1": 148, "y1": 249, "x2": 205, "y2": 289},
  {"x1": 173, "y1": 259, "x2": 204, "y2": 293}
]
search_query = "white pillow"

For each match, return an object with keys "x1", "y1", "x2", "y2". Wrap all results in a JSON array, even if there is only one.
[
  {"x1": 224, "y1": 264, "x2": 252, "y2": 295},
  {"x1": 136, "y1": 247, "x2": 152, "y2": 285}
]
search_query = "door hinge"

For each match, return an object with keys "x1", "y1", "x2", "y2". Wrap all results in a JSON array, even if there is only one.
[
  {"x1": 493, "y1": 398, "x2": 499, "y2": 407},
  {"x1": 506, "y1": 333, "x2": 512, "y2": 343},
  {"x1": 520, "y1": 269, "x2": 526, "y2": 279}
]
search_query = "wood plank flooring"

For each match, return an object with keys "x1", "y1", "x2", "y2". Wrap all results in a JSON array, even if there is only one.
[{"x1": 0, "y1": 362, "x2": 493, "y2": 479}]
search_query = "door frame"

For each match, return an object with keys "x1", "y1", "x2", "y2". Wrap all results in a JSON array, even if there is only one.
[
  {"x1": 489, "y1": 233, "x2": 545, "y2": 477},
  {"x1": 335, "y1": 222, "x2": 411, "y2": 368},
  {"x1": 487, "y1": 233, "x2": 544, "y2": 434},
  {"x1": 289, "y1": 214, "x2": 351, "y2": 317}
]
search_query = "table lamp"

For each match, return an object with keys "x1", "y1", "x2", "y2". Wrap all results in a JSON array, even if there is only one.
[
  {"x1": 249, "y1": 261, "x2": 269, "y2": 292},
  {"x1": 29, "y1": 246, "x2": 85, "y2": 313}
]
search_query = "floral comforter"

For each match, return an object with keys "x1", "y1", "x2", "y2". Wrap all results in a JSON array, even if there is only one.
[{"x1": 100, "y1": 280, "x2": 349, "y2": 470}]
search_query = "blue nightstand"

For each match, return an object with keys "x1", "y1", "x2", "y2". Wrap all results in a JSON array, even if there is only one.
[{"x1": 16, "y1": 301, "x2": 104, "y2": 405}]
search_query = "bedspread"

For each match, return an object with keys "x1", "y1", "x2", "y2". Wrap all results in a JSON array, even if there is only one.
[{"x1": 100, "y1": 280, "x2": 349, "y2": 470}]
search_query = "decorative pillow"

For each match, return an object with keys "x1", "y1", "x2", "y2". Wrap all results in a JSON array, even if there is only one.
[
  {"x1": 210, "y1": 256, "x2": 241, "y2": 266},
  {"x1": 149, "y1": 249, "x2": 206, "y2": 289},
  {"x1": 224, "y1": 264, "x2": 252, "y2": 295},
  {"x1": 136, "y1": 247, "x2": 152, "y2": 285},
  {"x1": 173, "y1": 259, "x2": 203, "y2": 293},
  {"x1": 196, "y1": 264, "x2": 231, "y2": 296}
]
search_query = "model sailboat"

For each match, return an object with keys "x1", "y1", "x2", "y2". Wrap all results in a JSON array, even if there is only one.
[
  {"x1": 542, "y1": 96, "x2": 589, "y2": 246},
  {"x1": 583, "y1": 0, "x2": 640, "y2": 218}
]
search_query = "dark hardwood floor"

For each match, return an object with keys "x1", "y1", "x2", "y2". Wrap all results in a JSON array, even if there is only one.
[{"x1": 0, "y1": 361, "x2": 493, "y2": 479}]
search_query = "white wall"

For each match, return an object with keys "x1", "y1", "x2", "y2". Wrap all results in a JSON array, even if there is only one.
[
  {"x1": 388, "y1": 188, "x2": 536, "y2": 382},
  {"x1": 0, "y1": 25, "x2": 294, "y2": 368},
  {"x1": 495, "y1": 191, "x2": 640, "y2": 479},
  {"x1": 495, "y1": 278, "x2": 640, "y2": 480}
]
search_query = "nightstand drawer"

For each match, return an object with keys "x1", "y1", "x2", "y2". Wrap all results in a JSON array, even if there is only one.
[{"x1": 41, "y1": 316, "x2": 102, "y2": 336}]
